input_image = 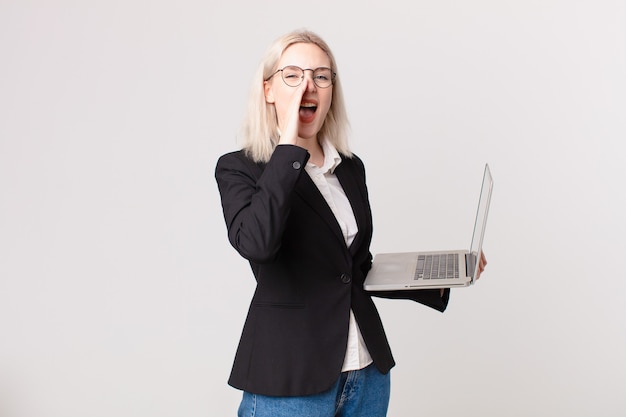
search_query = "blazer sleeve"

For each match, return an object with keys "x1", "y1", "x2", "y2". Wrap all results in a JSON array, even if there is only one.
[
  {"x1": 215, "y1": 145, "x2": 310, "y2": 264},
  {"x1": 370, "y1": 288, "x2": 450, "y2": 312}
]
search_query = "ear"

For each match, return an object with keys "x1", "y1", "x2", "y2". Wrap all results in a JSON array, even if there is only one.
[{"x1": 264, "y1": 80, "x2": 275, "y2": 104}]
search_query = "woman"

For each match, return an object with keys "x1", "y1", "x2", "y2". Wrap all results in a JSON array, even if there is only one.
[{"x1": 215, "y1": 29, "x2": 486, "y2": 417}]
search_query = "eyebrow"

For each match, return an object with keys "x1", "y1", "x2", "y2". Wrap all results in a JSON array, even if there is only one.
[{"x1": 281, "y1": 65, "x2": 332, "y2": 70}]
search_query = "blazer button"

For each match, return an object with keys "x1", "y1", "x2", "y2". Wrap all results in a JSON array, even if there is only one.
[
  {"x1": 292, "y1": 161, "x2": 301, "y2": 170},
  {"x1": 340, "y1": 274, "x2": 352, "y2": 284}
]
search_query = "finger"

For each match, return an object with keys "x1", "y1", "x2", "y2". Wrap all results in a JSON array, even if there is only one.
[{"x1": 475, "y1": 252, "x2": 487, "y2": 280}]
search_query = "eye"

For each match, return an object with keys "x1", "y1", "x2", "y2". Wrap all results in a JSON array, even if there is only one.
[
  {"x1": 282, "y1": 66, "x2": 302, "y2": 79},
  {"x1": 314, "y1": 69, "x2": 332, "y2": 81}
]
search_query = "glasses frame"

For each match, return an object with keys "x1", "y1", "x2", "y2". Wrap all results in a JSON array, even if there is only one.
[{"x1": 265, "y1": 66, "x2": 336, "y2": 89}]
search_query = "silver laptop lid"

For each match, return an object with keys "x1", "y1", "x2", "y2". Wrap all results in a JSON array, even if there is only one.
[{"x1": 468, "y1": 164, "x2": 493, "y2": 282}]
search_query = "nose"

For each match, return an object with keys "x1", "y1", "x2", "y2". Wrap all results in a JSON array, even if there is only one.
[{"x1": 303, "y1": 72, "x2": 317, "y2": 92}]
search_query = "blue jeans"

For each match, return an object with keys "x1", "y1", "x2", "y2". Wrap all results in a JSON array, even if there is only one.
[{"x1": 237, "y1": 363, "x2": 390, "y2": 417}]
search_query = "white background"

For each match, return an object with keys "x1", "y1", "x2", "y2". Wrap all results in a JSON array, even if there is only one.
[{"x1": 1, "y1": 1, "x2": 625, "y2": 416}]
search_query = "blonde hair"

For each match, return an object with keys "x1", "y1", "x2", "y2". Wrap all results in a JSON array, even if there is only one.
[{"x1": 240, "y1": 29, "x2": 351, "y2": 163}]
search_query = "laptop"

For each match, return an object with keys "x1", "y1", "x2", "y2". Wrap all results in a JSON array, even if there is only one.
[{"x1": 363, "y1": 164, "x2": 493, "y2": 290}]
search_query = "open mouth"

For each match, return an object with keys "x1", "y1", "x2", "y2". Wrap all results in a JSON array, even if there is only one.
[{"x1": 299, "y1": 102, "x2": 317, "y2": 123}]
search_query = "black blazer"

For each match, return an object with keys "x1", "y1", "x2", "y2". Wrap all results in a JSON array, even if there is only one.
[{"x1": 215, "y1": 145, "x2": 449, "y2": 397}]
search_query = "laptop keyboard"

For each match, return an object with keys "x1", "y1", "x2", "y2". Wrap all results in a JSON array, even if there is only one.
[{"x1": 415, "y1": 253, "x2": 459, "y2": 280}]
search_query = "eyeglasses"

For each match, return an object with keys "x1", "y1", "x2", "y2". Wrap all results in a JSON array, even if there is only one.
[{"x1": 265, "y1": 65, "x2": 336, "y2": 88}]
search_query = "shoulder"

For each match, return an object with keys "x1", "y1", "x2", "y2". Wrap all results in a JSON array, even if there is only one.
[
  {"x1": 340, "y1": 152, "x2": 367, "y2": 177},
  {"x1": 349, "y1": 152, "x2": 366, "y2": 168},
  {"x1": 216, "y1": 149, "x2": 250, "y2": 166},
  {"x1": 216, "y1": 150, "x2": 263, "y2": 174}
]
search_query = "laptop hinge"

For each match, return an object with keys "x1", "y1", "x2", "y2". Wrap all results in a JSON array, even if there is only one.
[{"x1": 465, "y1": 253, "x2": 477, "y2": 281}]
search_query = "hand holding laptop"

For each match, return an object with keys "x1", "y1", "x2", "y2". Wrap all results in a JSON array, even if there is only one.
[{"x1": 475, "y1": 251, "x2": 488, "y2": 280}]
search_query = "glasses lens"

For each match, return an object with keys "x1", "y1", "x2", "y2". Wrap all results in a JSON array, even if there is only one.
[
  {"x1": 281, "y1": 66, "x2": 303, "y2": 87},
  {"x1": 313, "y1": 68, "x2": 333, "y2": 88}
]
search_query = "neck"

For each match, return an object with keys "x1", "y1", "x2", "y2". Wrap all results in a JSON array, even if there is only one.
[{"x1": 297, "y1": 136, "x2": 324, "y2": 167}]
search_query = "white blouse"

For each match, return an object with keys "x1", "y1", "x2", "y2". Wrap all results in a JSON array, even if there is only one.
[{"x1": 304, "y1": 139, "x2": 373, "y2": 372}]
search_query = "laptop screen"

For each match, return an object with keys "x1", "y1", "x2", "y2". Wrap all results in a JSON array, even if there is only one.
[{"x1": 468, "y1": 164, "x2": 493, "y2": 280}]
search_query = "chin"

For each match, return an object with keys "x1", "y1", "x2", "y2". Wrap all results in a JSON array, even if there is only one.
[{"x1": 299, "y1": 128, "x2": 322, "y2": 140}]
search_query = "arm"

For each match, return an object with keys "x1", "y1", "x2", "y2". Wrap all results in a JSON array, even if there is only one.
[
  {"x1": 371, "y1": 287, "x2": 450, "y2": 312},
  {"x1": 215, "y1": 146, "x2": 309, "y2": 263}
]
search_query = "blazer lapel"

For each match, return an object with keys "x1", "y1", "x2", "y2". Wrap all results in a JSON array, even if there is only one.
[
  {"x1": 294, "y1": 173, "x2": 347, "y2": 246},
  {"x1": 335, "y1": 161, "x2": 369, "y2": 255}
]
